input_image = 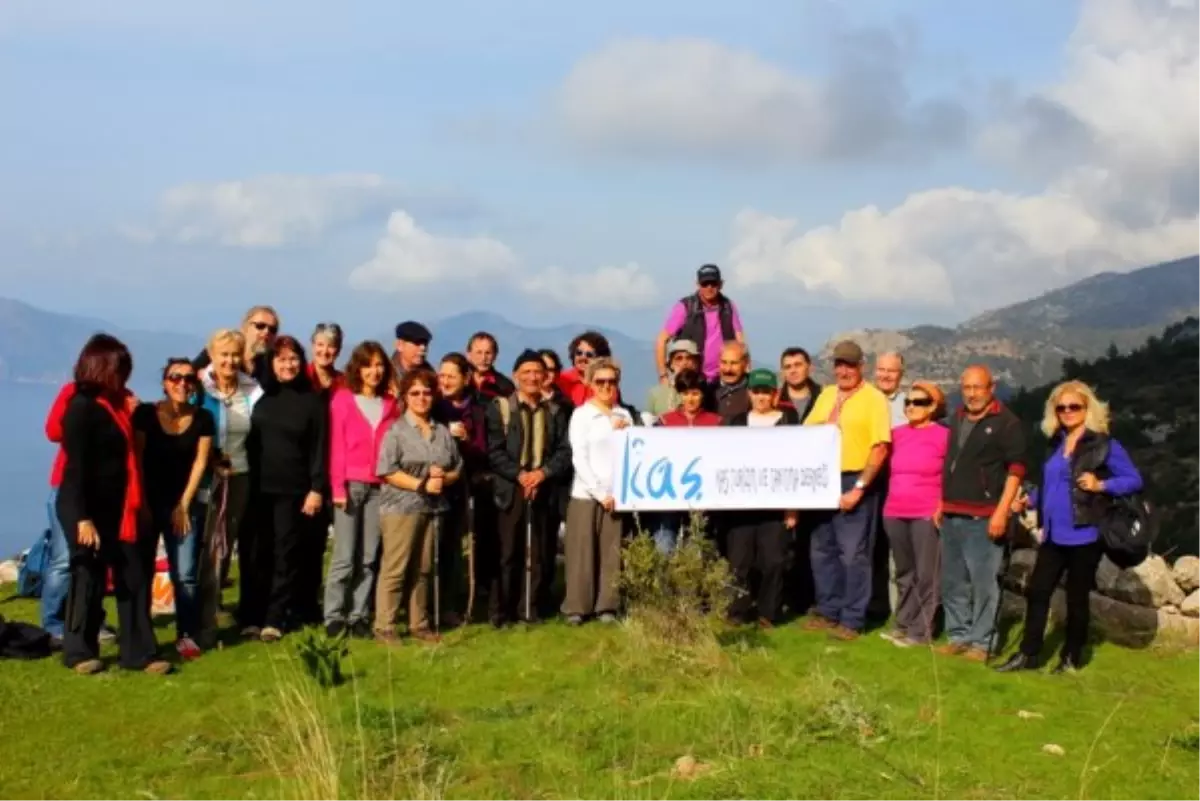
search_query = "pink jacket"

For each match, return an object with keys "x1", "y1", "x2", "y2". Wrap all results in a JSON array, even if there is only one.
[{"x1": 329, "y1": 388, "x2": 400, "y2": 501}]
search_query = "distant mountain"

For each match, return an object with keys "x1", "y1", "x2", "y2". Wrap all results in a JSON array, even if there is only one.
[
  {"x1": 0, "y1": 299, "x2": 658, "y2": 403},
  {"x1": 0, "y1": 298, "x2": 198, "y2": 387},
  {"x1": 820, "y1": 256, "x2": 1200, "y2": 387}
]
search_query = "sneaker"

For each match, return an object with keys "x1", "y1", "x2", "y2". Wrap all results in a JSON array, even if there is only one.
[
  {"x1": 566, "y1": 615, "x2": 584, "y2": 626},
  {"x1": 260, "y1": 626, "x2": 283, "y2": 643},
  {"x1": 962, "y1": 647, "x2": 989, "y2": 663},
  {"x1": 144, "y1": 660, "x2": 174, "y2": 675},
  {"x1": 240, "y1": 626, "x2": 262, "y2": 640},
  {"x1": 801, "y1": 615, "x2": 836, "y2": 632},
  {"x1": 598, "y1": 612, "x2": 618, "y2": 624},
  {"x1": 935, "y1": 642, "x2": 968, "y2": 656},
  {"x1": 878, "y1": 629, "x2": 905, "y2": 645},
  {"x1": 349, "y1": 620, "x2": 373, "y2": 639},
  {"x1": 325, "y1": 621, "x2": 347, "y2": 639},
  {"x1": 72, "y1": 659, "x2": 105, "y2": 676},
  {"x1": 829, "y1": 624, "x2": 861, "y2": 641},
  {"x1": 98, "y1": 625, "x2": 118, "y2": 645},
  {"x1": 175, "y1": 637, "x2": 202, "y2": 661}
]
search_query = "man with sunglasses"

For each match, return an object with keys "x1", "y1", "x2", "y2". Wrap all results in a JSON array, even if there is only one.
[
  {"x1": 655, "y1": 264, "x2": 745, "y2": 391},
  {"x1": 937, "y1": 364, "x2": 1026, "y2": 663},
  {"x1": 192, "y1": 305, "x2": 279, "y2": 381}
]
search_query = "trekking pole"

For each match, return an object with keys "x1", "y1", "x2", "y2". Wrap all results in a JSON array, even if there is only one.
[
  {"x1": 433, "y1": 512, "x2": 442, "y2": 635},
  {"x1": 465, "y1": 494, "x2": 476, "y2": 622},
  {"x1": 524, "y1": 502, "x2": 533, "y2": 623},
  {"x1": 986, "y1": 532, "x2": 1014, "y2": 664}
]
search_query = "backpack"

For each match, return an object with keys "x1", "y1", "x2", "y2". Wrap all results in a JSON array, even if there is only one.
[
  {"x1": 15, "y1": 529, "x2": 52, "y2": 598},
  {"x1": 0, "y1": 615, "x2": 53, "y2": 660},
  {"x1": 1099, "y1": 493, "x2": 1159, "y2": 569}
]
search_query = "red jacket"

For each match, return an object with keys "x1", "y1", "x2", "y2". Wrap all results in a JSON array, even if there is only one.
[
  {"x1": 658, "y1": 409, "x2": 722, "y2": 427},
  {"x1": 46, "y1": 382, "x2": 75, "y2": 488},
  {"x1": 556, "y1": 367, "x2": 622, "y2": 407}
]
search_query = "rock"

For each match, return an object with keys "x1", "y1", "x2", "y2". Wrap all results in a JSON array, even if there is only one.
[
  {"x1": 1162, "y1": 605, "x2": 1180, "y2": 615},
  {"x1": 1173, "y1": 556, "x2": 1200, "y2": 594},
  {"x1": 0, "y1": 559, "x2": 17, "y2": 584},
  {"x1": 1051, "y1": 590, "x2": 1200, "y2": 648},
  {"x1": 1041, "y1": 744, "x2": 1066, "y2": 757},
  {"x1": 1095, "y1": 556, "x2": 1123, "y2": 596},
  {"x1": 1183, "y1": 590, "x2": 1200, "y2": 618},
  {"x1": 1106, "y1": 555, "x2": 1185, "y2": 608}
]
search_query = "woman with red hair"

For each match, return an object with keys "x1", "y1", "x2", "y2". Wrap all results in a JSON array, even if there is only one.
[{"x1": 58, "y1": 334, "x2": 171, "y2": 675}]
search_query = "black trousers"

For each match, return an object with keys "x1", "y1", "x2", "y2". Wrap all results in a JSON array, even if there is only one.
[
  {"x1": 61, "y1": 522, "x2": 158, "y2": 670},
  {"x1": 538, "y1": 489, "x2": 565, "y2": 618},
  {"x1": 867, "y1": 473, "x2": 892, "y2": 621},
  {"x1": 491, "y1": 491, "x2": 548, "y2": 623},
  {"x1": 787, "y1": 515, "x2": 817, "y2": 616},
  {"x1": 438, "y1": 492, "x2": 467, "y2": 614},
  {"x1": 726, "y1": 514, "x2": 788, "y2": 623},
  {"x1": 294, "y1": 503, "x2": 330, "y2": 625},
  {"x1": 1020, "y1": 539, "x2": 1102, "y2": 664},
  {"x1": 241, "y1": 492, "x2": 312, "y2": 630},
  {"x1": 470, "y1": 483, "x2": 499, "y2": 612}
]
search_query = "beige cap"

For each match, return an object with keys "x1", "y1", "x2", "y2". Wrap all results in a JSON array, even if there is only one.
[{"x1": 832, "y1": 340, "x2": 864, "y2": 364}]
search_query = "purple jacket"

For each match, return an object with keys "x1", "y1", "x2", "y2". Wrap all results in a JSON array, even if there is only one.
[{"x1": 1031, "y1": 436, "x2": 1142, "y2": 546}]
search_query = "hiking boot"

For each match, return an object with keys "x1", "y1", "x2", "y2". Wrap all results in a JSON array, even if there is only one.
[
  {"x1": 995, "y1": 652, "x2": 1038, "y2": 673},
  {"x1": 829, "y1": 625, "x2": 861, "y2": 641},
  {"x1": 1050, "y1": 658, "x2": 1079, "y2": 675},
  {"x1": 411, "y1": 628, "x2": 441, "y2": 645},
  {"x1": 175, "y1": 637, "x2": 202, "y2": 661},
  {"x1": 73, "y1": 659, "x2": 105, "y2": 676},
  {"x1": 259, "y1": 626, "x2": 283, "y2": 643},
  {"x1": 878, "y1": 629, "x2": 905, "y2": 645},
  {"x1": 962, "y1": 647, "x2": 989, "y2": 663},
  {"x1": 801, "y1": 615, "x2": 836, "y2": 632},
  {"x1": 935, "y1": 642, "x2": 967, "y2": 656},
  {"x1": 349, "y1": 620, "x2": 373, "y2": 639},
  {"x1": 757, "y1": 617, "x2": 775, "y2": 630},
  {"x1": 598, "y1": 612, "x2": 618, "y2": 625},
  {"x1": 144, "y1": 660, "x2": 174, "y2": 676},
  {"x1": 325, "y1": 621, "x2": 346, "y2": 639},
  {"x1": 375, "y1": 629, "x2": 403, "y2": 647}
]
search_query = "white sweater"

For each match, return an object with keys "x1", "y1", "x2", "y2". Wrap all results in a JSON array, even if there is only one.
[{"x1": 568, "y1": 400, "x2": 634, "y2": 502}]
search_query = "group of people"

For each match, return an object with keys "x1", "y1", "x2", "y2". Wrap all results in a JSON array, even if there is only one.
[{"x1": 40, "y1": 264, "x2": 1144, "y2": 677}]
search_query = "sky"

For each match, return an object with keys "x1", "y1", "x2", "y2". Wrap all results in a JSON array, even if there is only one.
[{"x1": 0, "y1": 0, "x2": 1196, "y2": 358}]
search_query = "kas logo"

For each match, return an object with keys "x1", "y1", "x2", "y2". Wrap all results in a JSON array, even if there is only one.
[{"x1": 618, "y1": 435, "x2": 703, "y2": 505}]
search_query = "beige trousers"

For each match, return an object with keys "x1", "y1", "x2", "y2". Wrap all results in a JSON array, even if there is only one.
[
  {"x1": 562, "y1": 498, "x2": 623, "y2": 618},
  {"x1": 374, "y1": 512, "x2": 434, "y2": 633}
]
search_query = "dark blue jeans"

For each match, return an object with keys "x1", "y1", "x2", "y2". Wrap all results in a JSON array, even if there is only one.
[
  {"x1": 940, "y1": 515, "x2": 1004, "y2": 650},
  {"x1": 40, "y1": 488, "x2": 71, "y2": 639},
  {"x1": 153, "y1": 503, "x2": 206, "y2": 640},
  {"x1": 810, "y1": 472, "x2": 879, "y2": 631}
]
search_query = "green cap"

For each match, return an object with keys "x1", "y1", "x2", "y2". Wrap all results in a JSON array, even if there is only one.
[{"x1": 747, "y1": 368, "x2": 778, "y2": 390}]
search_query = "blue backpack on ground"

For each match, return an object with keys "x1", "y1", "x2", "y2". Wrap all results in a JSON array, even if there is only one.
[{"x1": 15, "y1": 529, "x2": 52, "y2": 598}]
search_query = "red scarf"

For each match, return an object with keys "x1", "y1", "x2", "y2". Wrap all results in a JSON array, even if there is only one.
[{"x1": 96, "y1": 394, "x2": 143, "y2": 544}]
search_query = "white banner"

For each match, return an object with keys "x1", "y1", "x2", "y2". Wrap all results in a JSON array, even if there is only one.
[{"x1": 610, "y1": 425, "x2": 842, "y2": 511}]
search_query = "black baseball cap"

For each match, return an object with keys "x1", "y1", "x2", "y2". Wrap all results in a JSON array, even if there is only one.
[
  {"x1": 394, "y1": 321, "x2": 432, "y2": 344},
  {"x1": 697, "y1": 264, "x2": 722, "y2": 283}
]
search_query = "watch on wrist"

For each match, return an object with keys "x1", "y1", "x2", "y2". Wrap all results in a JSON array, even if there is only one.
[{"x1": 854, "y1": 479, "x2": 866, "y2": 491}]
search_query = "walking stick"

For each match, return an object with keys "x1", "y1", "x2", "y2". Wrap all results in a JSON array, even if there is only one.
[
  {"x1": 465, "y1": 494, "x2": 477, "y2": 622},
  {"x1": 524, "y1": 502, "x2": 533, "y2": 623}
]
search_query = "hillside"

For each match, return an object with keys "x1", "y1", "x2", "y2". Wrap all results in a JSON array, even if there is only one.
[
  {"x1": 820, "y1": 256, "x2": 1199, "y2": 387},
  {"x1": 1008, "y1": 317, "x2": 1200, "y2": 556}
]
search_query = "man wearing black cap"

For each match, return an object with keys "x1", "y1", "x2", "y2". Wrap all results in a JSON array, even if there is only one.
[
  {"x1": 393, "y1": 321, "x2": 432, "y2": 383},
  {"x1": 655, "y1": 264, "x2": 746, "y2": 392},
  {"x1": 484, "y1": 349, "x2": 572, "y2": 626}
]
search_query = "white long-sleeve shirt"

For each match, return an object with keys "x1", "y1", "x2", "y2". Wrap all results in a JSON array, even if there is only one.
[{"x1": 569, "y1": 400, "x2": 634, "y2": 501}]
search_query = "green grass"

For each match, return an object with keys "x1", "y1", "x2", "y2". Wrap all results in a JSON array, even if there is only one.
[{"x1": 0, "y1": 587, "x2": 1196, "y2": 800}]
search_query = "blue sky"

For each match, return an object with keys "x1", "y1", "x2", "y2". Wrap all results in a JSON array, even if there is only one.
[{"x1": 0, "y1": 0, "x2": 1194, "y2": 358}]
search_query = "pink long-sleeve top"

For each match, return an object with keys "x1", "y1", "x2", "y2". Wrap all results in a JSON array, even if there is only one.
[
  {"x1": 883, "y1": 423, "x2": 950, "y2": 520},
  {"x1": 328, "y1": 387, "x2": 400, "y2": 501}
]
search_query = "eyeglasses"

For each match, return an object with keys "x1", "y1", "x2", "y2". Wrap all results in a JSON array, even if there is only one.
[
  {"x1": 593, "y1": 378, "x2": 618, "y2": 388},
  {"x1": 407, "y1": 389, "x2": 433, "y2": 399},
  {"x1": 905, "y1": 397, "x2": 933, "y2": 408},
  {"x1": 1055, "y1": 403, "x2": 1085, "y2": 414},
  {"x1": 165, "y1": 373, "x2": 195, "y2": 385},
  {"x1": 251, "y1": 321, "x2": 278, "y2": 334},
  {"x1": 575, "y1": 349, "x2": 596, "y2": 359}
]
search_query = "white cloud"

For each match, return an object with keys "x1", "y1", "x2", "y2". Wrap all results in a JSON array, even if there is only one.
[
  {"x1": 556, "y1": 32, "x2": 969, "y2": 164},
  {"x1": 349, "y1": 214, "x2": 661, "y2": 310},
  {"x1": 348, "y1": 211, "x2": 519, "y2": 290},
  {"x1": 521, "y1": 262, "x2": 661, "y2": 310},
  {"x1": 728, "y1": 0, "x2": 1198, "y2": 312},
  {"x1": 122, "y1": 173, "x2": 478, "y2": 249}
]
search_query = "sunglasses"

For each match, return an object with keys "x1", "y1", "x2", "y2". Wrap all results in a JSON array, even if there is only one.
[
  {"x1": 165, "y1": 373, "x2": 195, "y2": 385},
  {"x1": 251, "y1": 321, "x2": 278, "y2": 334},
  {"x1": 1056, "y1": 403, "x2": 1085, "y2": 414},
  {"x1": 593, "y1": 377, "x2": 618, "y2": 388},
  {"x1": 575, "y1": 349, "x2": 596, "y2": 359},
  {"x1": 407, "y1": 389, "x2": 434, "y2": 399},
  {"x1": 699, "y1": 280, "x2": 720, "y2": 288},
  {"x1": 905, "y1": 397, "x2": 933, "y2": 408}
]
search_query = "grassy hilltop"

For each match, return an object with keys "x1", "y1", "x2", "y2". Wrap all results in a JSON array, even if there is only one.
[{"x1": 0, "y1": 584, "x2": 1196, "y2": 800}]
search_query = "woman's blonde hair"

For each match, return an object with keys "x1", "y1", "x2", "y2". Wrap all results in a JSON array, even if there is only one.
[
  {"x1": 207, "y1": 327, "x2": 246, "y2": 358},
  {"x1": 585, "y1": 356, "x2": 621, "y2": 385},
  {"x1": 1041, "y1": 379, "x2": 1110, "y2": 438}
]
